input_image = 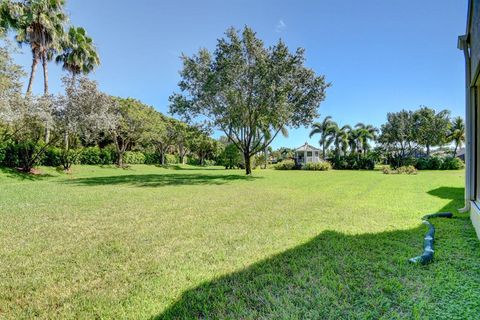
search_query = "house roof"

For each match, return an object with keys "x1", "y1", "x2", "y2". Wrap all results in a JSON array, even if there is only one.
[{"x1": 295, "y1": 142, "x2": 321, "y2": 152}]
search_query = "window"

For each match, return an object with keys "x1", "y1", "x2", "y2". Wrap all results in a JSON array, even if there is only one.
[{"x1": 307, "y1": 151, "x2": 312, "y2": 157}]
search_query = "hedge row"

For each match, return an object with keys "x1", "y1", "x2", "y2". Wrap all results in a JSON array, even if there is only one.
[
  {"x1": 0, "y1": 144, "x2": 182, "y2": 167},
  {"x1": 273, "y1": 160, "x2": 331, "y2": 171},
  {"x1": 414, "y1": 157, "x2": 464, "y2": 170},
  {"x1": 329, "y1": 155, "x2": 375, "y2": 170}
]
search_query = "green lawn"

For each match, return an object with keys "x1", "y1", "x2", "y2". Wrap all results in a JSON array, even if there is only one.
[{"x1": 0, "y1": 165, "x2": 479, "y2": 319}]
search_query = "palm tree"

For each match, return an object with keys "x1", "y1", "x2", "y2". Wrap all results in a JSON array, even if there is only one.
[
  {"x1": 331, "y1": 124, "x2": 350, "y2": 158},
  {"x1": 309, "y1": 116, "x2": 337, "y2": 159},
  {"x1": 11, "y1": 0, "x2": 67, "y2": 95},
  {"x1": 355, "y1": 123, "x2": 378, "y2": 155},
  {"x1": 55, "y1": 27, "x2": 99, "y2": 152},
  {"x1": 339, "y1": 125, "x2": 350, "y2": 156},
  {"x1": 448, "y1": 116, "x2": 465, "y2": 157},
  {"x1": 56, "y1": 26, "x2": 100, "y2": 80},
  {"x1": 347, "y1": 128, "x2": 361, "y2": 155}
]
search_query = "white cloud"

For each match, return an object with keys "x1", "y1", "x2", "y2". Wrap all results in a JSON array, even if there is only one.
[{"x1": 275, "y1": 19, "x2": 286, "y2": 33}]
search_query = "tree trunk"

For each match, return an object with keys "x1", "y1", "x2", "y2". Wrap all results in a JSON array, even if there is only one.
[
  {"x1": 42, "y1": 53, "x2": 50, "y2": 143},
  {"x1": 426, "y1": 145, "x2": 430, "y2": 157},
  {"x1": 42, "y1": 52, "x2": 49, "y2": 95},
  {"x1": 453, "y1": 143, "x2": 458, "y2": 158},
  {"x1": 179, "y1": 144, "x2": 185, "y2": 164},
  {"x1": 26, "y1": 53, "x2": 39, "y2": 95},
  {"x1": 64, "y1": 131, "x2": 69, "y2": 150},
  {"x1": 244, "y1": 152, "x2": 252, "y2": 175},
  {"x1": 263, "y1": 147, "x2": 268, "y2": 169},
  {"x1": 117, "y1": 151, "x2": 124, "y2": 167}
]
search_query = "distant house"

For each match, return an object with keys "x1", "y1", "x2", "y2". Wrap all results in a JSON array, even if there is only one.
[
  {"x1": 295, "y1": 143, "x2": 321, "y2": 165},
  {"x1": 459, "y1": 0, "x2": 480, "y2": 238}
]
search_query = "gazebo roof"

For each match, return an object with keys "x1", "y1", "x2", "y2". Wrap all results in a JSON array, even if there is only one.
[{"x1": 295, "y1": 142, "x2": 321, "y2": 152}]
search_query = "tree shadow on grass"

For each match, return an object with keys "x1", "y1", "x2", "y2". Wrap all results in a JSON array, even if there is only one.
[
  {"x1": 154, "y1": 165, "x2": 230, "y2": 171},
  {"x1": 0, "y1": 167, "x2": 55, "y2": 181},
  {"x1": 65, "y1": 173, "x2": 260, "y2": 188},
  {"x1": 154, "y1": 186, "x2": 480, "y2": 319}
]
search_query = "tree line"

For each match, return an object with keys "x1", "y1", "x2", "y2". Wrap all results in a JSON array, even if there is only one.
[
  {"x1": 297, "y1": 107, "x2": 465, "y2": 169},
  {"x1": 1, "y1": 1, "x2": 463, "y2": 175},
  {"x1": 1, "y1": 2, "x2": 330, "y2": 175},
  {"x1": 0, "y1": 0, "x2": 222, "y2": 172}
]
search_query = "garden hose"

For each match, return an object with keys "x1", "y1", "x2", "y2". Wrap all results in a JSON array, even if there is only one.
[{"x1": 408, "y1": 212, "x2": 453, "y2": 265}]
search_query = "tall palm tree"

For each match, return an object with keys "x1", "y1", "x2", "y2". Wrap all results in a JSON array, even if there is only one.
[
  {"x1": 448, "y1": 116, "x2": 465, "y2": 157},
  {"x1": 9, "y1": 0, "x2": 67, "y2": 143},
  {"x1": 55, "y1": 27, "x2": 99, "y2": 151},
  {"x1": 339, "y1": 125, "x2": 350, "y2": 156},
  {"x1": 11, "y1": 0, "x2": 67, "y2": 95},
  {"x1": 355, "y1": 123, "x2": 378, "y2": 155},
  {"x1": 310, "y1": 116, "x2": 337, "y2": 159},
  {"x1": 56, "y1": 26, "x2": 100, "y2": 80},
  {"x1": 347, "y1": 128, "x2": 361, "y2": 155},
  {"x1": 330, "y1": 124, "x2": 350, "y2": 158}
]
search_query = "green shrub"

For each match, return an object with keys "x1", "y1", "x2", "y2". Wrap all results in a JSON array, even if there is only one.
[
  {"x1": 144, "y1": 152, "x2": 160, "y2": 164},
  {"x1": 415, "y1": 158, "x2": 429, "y2": 170},
  {"x1": 413, "y1": 157, "x2": 464, "y2": 170},
  {"x1": 274, "y1": 159, "x2": 296, "y2": 170},
  {"x1": 0, "y1": 143, "x2": 7, "y2": 165},
  {"x1": 441, "y1": 157, "x2": 465, "y2": 170},
  {"x1": 165, "y1": 154, "x2": 179, "y2": 165},
  {"x1": 41, "y1": 147, "x2": 63, "y2": 167},
  {"x1": 2, "y1": 141, "x2": 40, "y2": 169},
  {"x1": 428, "y1": 156, "x2": 443, "y2": 170},
  {"x1": 330, "y1": 154, "x2": 375, "y2": 170},
  {"x1": 304, "y1": 161, "x2": 332, "y2": 171},
  {"x1": 123, "y1": 151, "x2": 146, "y2": 164},
  {"x1": 100, "y1": 147, "x2": 116, "y2": 165},
  {"x1": 203, "y1": 159, "x2": 216, "y2": 166},
  {"x1": 218, "y1": 144, "x2": 243, "y2": 169},
  {"x1": 80, "y1": 147, "x2": 102, "y2": 165},
  {"x1": 388, "y1": 156, "x2": 417, "y2": 169}
]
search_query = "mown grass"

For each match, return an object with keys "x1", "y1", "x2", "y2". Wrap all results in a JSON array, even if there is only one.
[{"x1": 0, "y1": 165, "x2": 479, "y2": 319}]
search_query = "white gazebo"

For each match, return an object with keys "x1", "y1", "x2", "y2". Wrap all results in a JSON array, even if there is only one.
[{"x1": 295, "y1": 142, "x2": 321, "y2": 165}]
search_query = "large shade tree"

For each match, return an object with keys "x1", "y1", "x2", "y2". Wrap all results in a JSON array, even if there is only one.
[
  {"x1": 54, "y1": 76, "x2": 113, "y2": 170},
  {"x1": 170, "y1": 26, "x2": 329, "y2": 175},
  {"x1": 108, "y1": 98, "x2": 154, "y2": 167},
  {"x1": 413, "y1": 106, "x2": 450, "y2": 156},
  {"x1": 378, "y1": 109, "x2": 418, "y2": 166}
]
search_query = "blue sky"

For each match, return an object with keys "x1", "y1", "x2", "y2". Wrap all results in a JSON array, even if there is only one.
[{"x1": 10, "y1": 0, "x2": 468, "y2": 149}]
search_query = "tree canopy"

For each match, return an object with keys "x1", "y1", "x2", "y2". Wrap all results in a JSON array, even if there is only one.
[{"x1": 170, "y1": 26, "x2": 329, "y2": 174}]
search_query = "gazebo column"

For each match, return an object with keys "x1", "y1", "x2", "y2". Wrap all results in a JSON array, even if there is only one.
[{"x1": 304, "y1": 150, "x2": 307, "y2": 164}]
